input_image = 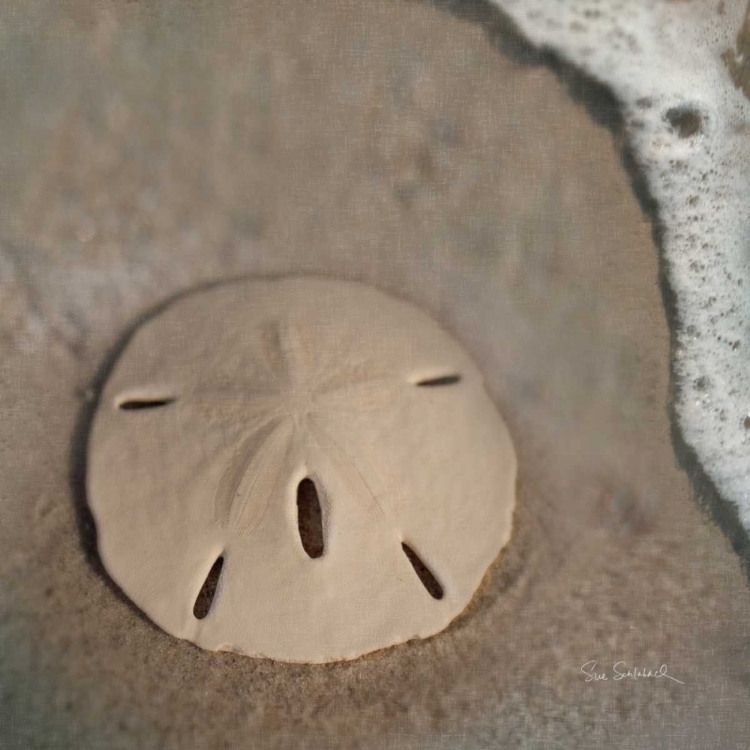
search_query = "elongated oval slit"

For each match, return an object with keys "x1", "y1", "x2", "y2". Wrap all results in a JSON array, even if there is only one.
[
  {"x1": 297, "y1": 478, "x2": 324, "y2": 558},
  {"x1": 193, "y1": 556, "x2": 224, "y2": 619},
  {"x1": 415, "y1": 374, "x2": 461, "y2": 387},
  {"x1": 401, "y1": 543, "x2": 443, "y2": 599},
  {"x1": 118, "y1": 397, "x2": 176, "y2": 410}
]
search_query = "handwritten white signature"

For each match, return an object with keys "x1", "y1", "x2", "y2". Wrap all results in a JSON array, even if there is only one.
[{"x1": 580, "y1": 660, "x2": 685, "y2": 685}]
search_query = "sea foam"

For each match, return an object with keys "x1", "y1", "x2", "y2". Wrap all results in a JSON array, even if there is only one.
[{"x1": 491, "y1": 0, "x2": 750, "y2": 529}]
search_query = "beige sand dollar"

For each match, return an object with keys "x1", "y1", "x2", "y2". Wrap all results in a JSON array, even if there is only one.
[{"x1": 87, "y1": 277, "x2": 517, "y2": 663}]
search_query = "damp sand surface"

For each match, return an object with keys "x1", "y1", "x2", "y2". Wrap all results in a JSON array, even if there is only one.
[{"x1": 1, "y1": 1, "x2": 749, "y2": 748}]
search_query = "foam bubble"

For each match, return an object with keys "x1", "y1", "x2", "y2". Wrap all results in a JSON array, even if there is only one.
[{"x1": 491, "y1": 0, "x2": 750, "y2": 529}]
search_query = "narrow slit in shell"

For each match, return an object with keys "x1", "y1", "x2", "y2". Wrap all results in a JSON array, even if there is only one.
[
  {"x1": 297, "y1": 478, "x2": 324, "y2": 558},
  {"x1": 415, "y1": 374, "x2": 461, "y2": 387},
  {"x1": 193, "y1": 556, "x2": 224, "y2": 619},
  {"x1": 401, "y1": 543, "x2": 443, "y2": 599}
]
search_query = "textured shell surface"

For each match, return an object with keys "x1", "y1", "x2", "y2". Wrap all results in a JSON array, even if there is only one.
[{"x1": 87, "y1": 277, "x2": 517, "y2": 663}]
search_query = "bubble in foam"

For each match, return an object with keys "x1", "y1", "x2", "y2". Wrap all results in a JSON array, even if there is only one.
[{"x1": 491, "y1": 0, "x2": 750, "y2": 530}]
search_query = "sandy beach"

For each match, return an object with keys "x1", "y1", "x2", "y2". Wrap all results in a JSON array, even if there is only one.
[{"x1": 2, "y1": 1, "x2": 749, "y2": 748}]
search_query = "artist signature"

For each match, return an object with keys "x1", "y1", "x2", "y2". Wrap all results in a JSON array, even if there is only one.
[{"x1": 580, "y1": 660, "x2": 685, "y2": 685}]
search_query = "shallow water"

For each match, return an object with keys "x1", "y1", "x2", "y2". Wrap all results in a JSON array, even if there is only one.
[{"x1": 492, "y1": 0, "x2": 750, "y2": 541}]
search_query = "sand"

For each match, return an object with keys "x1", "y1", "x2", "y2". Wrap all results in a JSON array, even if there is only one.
[{"x1": 1, "y1": 1, "x2": 749, "y2": 748}]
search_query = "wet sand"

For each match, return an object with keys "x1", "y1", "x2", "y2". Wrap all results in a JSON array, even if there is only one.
[{"x1": 1, "y1": 1, "x2": 749, "y2": 748}]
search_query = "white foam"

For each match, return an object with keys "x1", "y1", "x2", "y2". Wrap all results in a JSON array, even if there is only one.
[{"x1": 491, "y1": 0, "x2": 750, "y2": 529}]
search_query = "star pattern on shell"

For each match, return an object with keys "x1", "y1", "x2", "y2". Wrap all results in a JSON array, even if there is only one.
[{"x1": 194, "y1": 319, "x2": 408, "y2": 535}]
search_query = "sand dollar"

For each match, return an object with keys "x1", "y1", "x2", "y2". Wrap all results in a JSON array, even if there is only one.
[{"x1": 87, "y1": 277, "x2": 517, "y2": 663}]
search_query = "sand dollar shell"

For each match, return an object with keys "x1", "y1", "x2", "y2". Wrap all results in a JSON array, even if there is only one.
[{"x1": 87, "y1": 277, "x2": 516, "y2": 663}]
